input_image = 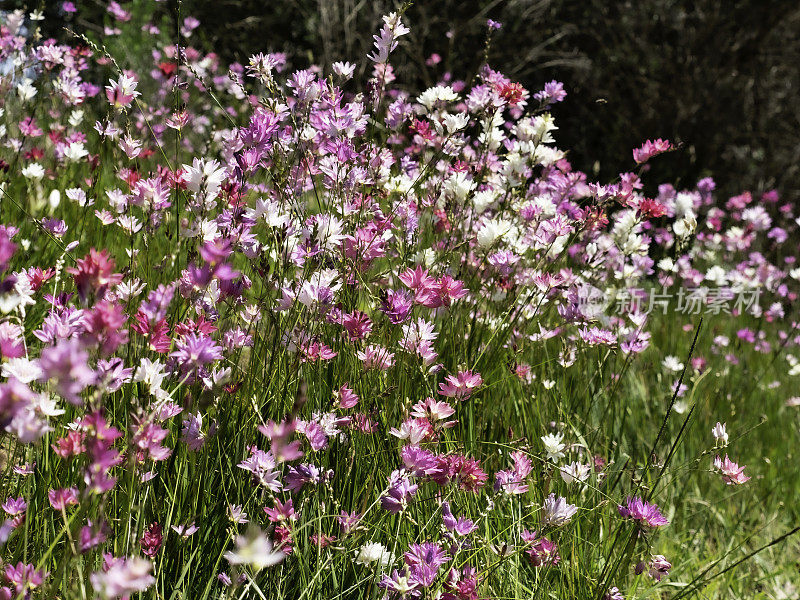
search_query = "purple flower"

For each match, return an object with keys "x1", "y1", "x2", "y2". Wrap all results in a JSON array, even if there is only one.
[
  {"x1": 181, "y1": 413, "x2": 206, "y2": 451},
  {"x1": 171, "y1": 334, "x2": 223, "y2": 369},
  {"x1": 441, "y1": 502, "x2": 476, "y2": 536},
  {"x1": 618, "y1": 497, "x2": 669, "y2": 528},
  {"x1": 533, "y1": 80, "x2": 566, "y2": 105},
  {"x1": 379, "y1": 568, "x2": 421, "y2": 597},
  {"x1": 521, "y1": 530, "x2": 560, "y2": 567},
  {"x1": 381, "y1": 470, "x2": 418, "y2": 513},
  {"x1": 38, "y1": 338, "x2": 96, "y2": 405},
  {"x1": 1, "y1": 497, "x2": 26, "y2": 516},
  {"x1": 636, "y1": 554, "x2": 672, "y2": 581},
  {"x1": 4, "y1": 562, "x2": 47, "y2": 594},
  {"x1": 237, "y1": 447, "x2": 282, "y2": 491}
]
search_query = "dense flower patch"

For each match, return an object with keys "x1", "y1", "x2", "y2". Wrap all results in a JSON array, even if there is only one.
[{"x1": 0, "y1": 6, "x2": 798, "y2": 599}]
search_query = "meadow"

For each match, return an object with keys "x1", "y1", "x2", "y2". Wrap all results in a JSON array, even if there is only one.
[{"x1": 0, "y1": 5, "x2": 798, "y2": 599}]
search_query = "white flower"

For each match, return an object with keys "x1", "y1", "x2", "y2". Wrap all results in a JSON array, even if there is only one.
[
  {"x1": 21, "y1": 163, "x2": 45, "y2": 180},
  {"x1": 32, "y1": 394, "x2": 65, "y2": 417},
  {"x1": 476, "y1": 218, "x2": 511, "y2": 249},
  {"x1": 662, "y1": 356, "x2": 684, "y2": 372},
  {"x1": 674, "y1": 213, "x2": 697, "y2": 238},
  {"x1": 559, "y1": 461, "x2": 591, "y2": 485},
  {"x1": 17, "y1": 78, "x2": 37, "y2": 102},
  {"x1": 541, "y1": 432, "x2": 566, "y2": 462},
  {"x1": 440, "y1": 112, "x2": 469, "y2": 134},
  {"x1": 705, "y1": 265, "x2": 727, "y2": 285},
  {"x1": 712, "y1": 422, "x2": 728, "y2": 446},
  {"x1": 332, "y1": 61, "x2": 356, "y2": 79},
  {"x1": 0, "y1": 272, "x2": 36, "y2": 315},
  {"x1": 132, "y1": 358, "x2": 169, "y2": 401},
  {"x1": 63, "y1": 141, "x2": 88, "y2": 162},
  {"x1": 115, "y1": 279, "x2": 146, "y2": 302},
  {"x1": 417, "y1": 85, "x2": 458, "y2": 111},
  {"x1": 224, "y1": 526, "x2": 286, "y2": 571},
  {"x1": 2, "y1": 358, "x2": 43, "y2": 384},
  {"x1": 246, "y1": 198, "x2": 290, "y2": 228},
  {"x1": 182, "y1": 158, "x2": 226, "y2": 203},
  {"x1": 355, "y1": 542, "x2": 393, "y2": 568},
  {"x1": 540, "y1": 493, "x2": 578, "y2": 527},
  {"x1": 442, "y1": 172, "x2": 475, "y2": 202}
]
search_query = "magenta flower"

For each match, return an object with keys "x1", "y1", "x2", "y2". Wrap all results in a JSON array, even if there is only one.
[
  {"x1": 618, "y1": 497, "x2": 669, "y2": 528},
  {"x1": 139, "y1": 522, "x2": 163, "y2": 558},
  {"x1": 522, "y1": 530, "x2": 560, "y2": 566},
  {"x1": 4, "y1": 562, "x2": 47, "y2": 594}
]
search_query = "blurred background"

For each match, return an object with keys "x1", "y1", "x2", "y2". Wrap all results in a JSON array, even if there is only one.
[{"x1": 13, "y1": 0, "x2": 800, "y2": 200}]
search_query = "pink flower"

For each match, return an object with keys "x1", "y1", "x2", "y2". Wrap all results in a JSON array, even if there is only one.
[
  {"x1": 438, "y1": 370, "x2": 482, "y2": 400},
  {"x1": 356, "y1": 345, "x2": 395, "y2": 370},
  {"x1": 632, "y1": 138, "x2": 672, "y2": 163},
  {"x1": 48, "y1": 488, "x2": 79, "y2": 511},
  {"x1": 713, "y1": 455, "x2": 751, "y2": 485}
]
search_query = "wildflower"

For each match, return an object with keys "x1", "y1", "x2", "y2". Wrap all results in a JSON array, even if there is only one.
[
  {"x1": 48, "y1": 488, "x2": 79, "y2": 511},
  {"x1": 541, "y1": 432, "x2": 566, "y2": 462},
  {"x1": 522, "y1": 530, "x2": 560, "y2": 566},
  {"x1": 224, "y1": 526, "x2": 286, "y2": 571},
  {"x1": 38, "y1": 338, "x2": 96, "y2": 405},
  {"x1": 105, "y1": 74, "x2": 140, "y2": 108},
  {"x1": 227, "y1": 505, "x2": 249, "y2": 524},
  {"x1": 603, "y1": 587, "x2": 625, "y2": 600},
  {"x1": 66, "y1": 248, "x2": 123, "y2": 302},
  {"x1": 540, "y1": 494, "x2": 578, "y2": 527},
  {"x1": 713, "y1": 455, "x2": 751, "y2": 485},
  {"x1": 90, "y1": 556, "x2": 154, "y2": 598},
  {"x1": 712, "y1": 422, "x2": 728, "y2": 446},
  {"x1": 368, "y1": 12, "x2": 410, "y2": 65},
  {"x1": 237, "y1": 447, "x2": 282, "y2": 491},
  {"x1": 379, "y1": 569, "x2": 420, "y2": 597},
  {"x1": 618, "y1": 497, "x2": 669, "y2": 528},
  {"x1": 1, "y1": 497, "x2": 26, "y2": 517},
  {"x1": 171, "y1": 334, "x2": 223, "y2": 370},
  {"x1": 171, "y1": 523, "x2": 199, "y2": 538},
  {"x1": 338, "y1": 511, "x2": 362, "y2": 534},
  {"x1": 662, "y1": 355, "x2": 684, "y2": 372},
  {"x1": 355, "y1": 542, "x2": 394, "y2": 568},
  {"x1": 4, "y1": 562, "x2": 48, "y2": 594},
  {"x1": 357, "y1": 344, "x2": 395, "y2": 370},
  {"x1": 438, "y1": 370, "x2": 482, "y2": 400},
  {"x1": 632, "y1": 138, "x2": 672, "y2": 163},
  {"x1": 441, "y1": 502, "x2": 477, "y2": 536},
  {"x1": 139, "y1": 523, "x2": 163, "y2": 558},
  {"x1": 559, "y1": 461, "x2": 591, "y2": 485},
  {"x1": 381, "y1": 470, "x2": 419, "y2": 513},
  {"x1": 181, "y1": 413, "x2": 206, "y2": 451},
  {"x1": 636, "y1": 554, "x2": 672, "y2": 581},
  {"x1": 533, "y1": 80, "x2": 567, "y2": 105},
  {"x1": 476, "y1": 218, "x2": 512, "y2": 248},
  {"x1": 494, "y1": 450, "x2": 532, "y2": 494},
  {"x1": 21, "y1": 163, "x2": 45, "y2": 180}
]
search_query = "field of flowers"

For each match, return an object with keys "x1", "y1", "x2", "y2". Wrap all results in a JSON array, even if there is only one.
[{"x1": 1, "y1": 5, "x2": 799, "y2": 599}]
